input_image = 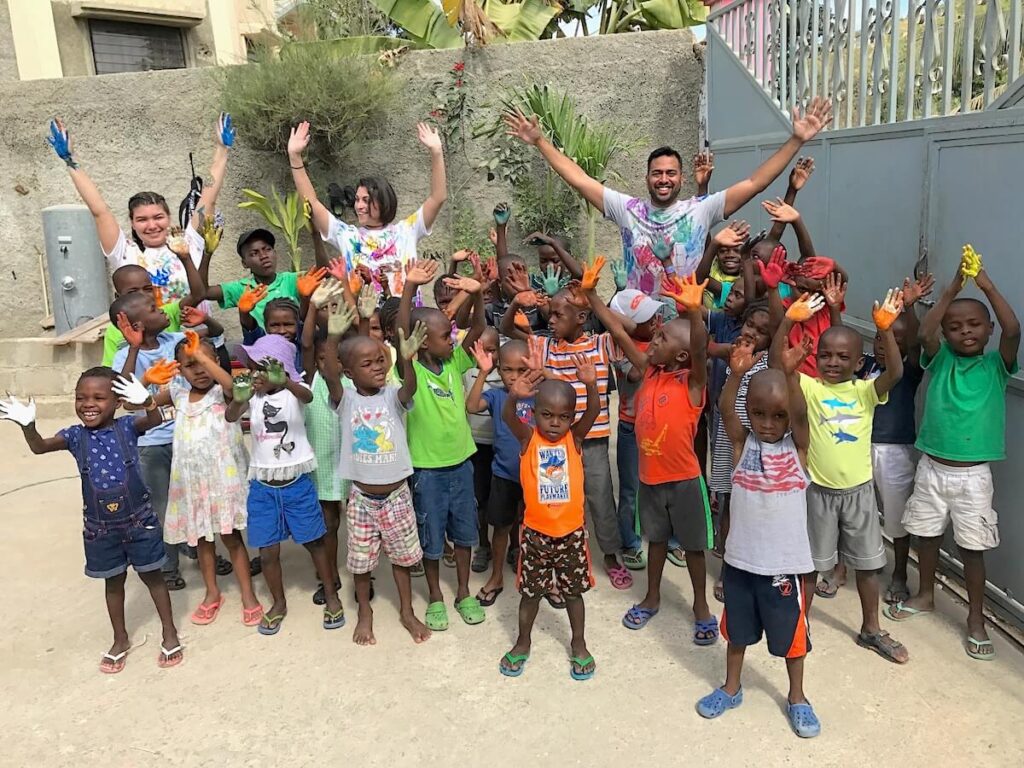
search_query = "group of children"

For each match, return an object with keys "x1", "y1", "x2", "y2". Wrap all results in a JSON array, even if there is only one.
[{"x1": 2, "y1": 117, "x2": 1017, "y2": 742}]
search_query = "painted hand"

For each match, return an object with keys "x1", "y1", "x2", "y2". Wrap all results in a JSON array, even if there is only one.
[
  {"x1": 327, "y1": 301, "x2": 357, "y2": 337},
  {"x1": 506, "y1": 261, "x2": 531, "y2": 295},
  {"x1": 661, "y1": 273, "x2": 707, "y2": 311},
  {"x1": 515, "y1": 290, "x2": 541, "y2": 309},
  {"x1": 482, "y1": 258, "x2": 498, "y2": 284},
  {"x1": 166, "y1": 226, "x2": 190, "y2": 259},
  {"x1": 581, "y1": 255, "x2": 607, "y2": 292},
  {"x1": 610, "y1": 259, "x2": 628, "y2": 291},
  {"x1": 785, "y1": 292, "x2": 827, "y2": 322},
  {"x1": 183, "y1": 330, "x2": 201, "y2": 357},
  {"x1": 573, "y1": 353, "x2": 596, "y2": 386},
  {"x1": 113, "y1": 374, "x2": 152, "y2": 406},
  {"x1": 872, "y1": 288, "x2": 905, "y2": 331},
  {"x1": 232, "y1": 374, "x2": 253, "y2": 403},
  {"x1": 398, "y1": 320, "x2": 427, "y2": 361},
  {"x1": 960, "y1": 244, "x2": 983, "y2": 285},
  {"x1": 262, "y1": 359, "x2": 287, "y2": 388},
  {"x1": 356, "y1": 284, "x2": 378, "y2": 318},
  {"x1": 47, "y1": 118, "x2": 76, "y2": 167},
  {"x1": 0, "y1": 396, "x2": 36, "y2": 427},
  {"x1": 470, "y1": 339, "x2": 494, "y2": 372},
  {"x1": 142, "y1": 359, "x2": 179, "y2": 386},
  {"x1": 311, "y1": 277, "x2": 345, "y2": 309},
  {"x1": 756, "y1": 246, "x2": 788, "y2": 289},
  {"x1": 218, "y1": 112, "x2": 236, "y2": 148},
  {"x1": 238, "y1": 283, "x2": 268, "y2": 314},
  {"x1": 196, "y1": 207, "x2": 222, "y2": 254},
  {"x1": 297, "y1": 266, "x2": 328, "y2": 298},
  {"x1": 538, "y1": 264, "x2": 568, "y2": 296},
  {"x1": 116, "y1": 312, "x2": 144, "y2": 348},
  {"x1": 513, "y1": 311, "x2": 532, "y2": 330},
  {"x1": 326, "y1": 256, "x2": 348, "y2": 282}
]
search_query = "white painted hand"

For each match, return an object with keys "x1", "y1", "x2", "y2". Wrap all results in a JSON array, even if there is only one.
[
  {"x1": 112, "y1": 374, "x2": 151, "y2": 406},
  {"x1": 0, "y1": 396, "x2": 36, "y2": 426}
]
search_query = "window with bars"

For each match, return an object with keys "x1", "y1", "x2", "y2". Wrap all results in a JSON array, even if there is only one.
[{"x1": 89, "y1": 20, "x2": 186, "y2": 75}]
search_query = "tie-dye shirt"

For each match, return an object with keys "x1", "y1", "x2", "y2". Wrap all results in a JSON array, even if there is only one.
[
  {"x1": 322, "y1": 208, "x2": 430, "y2": 304},
  {"x1": 603, "y1": 189, "x2": 726, "y2": 296},
  {"x1": 103, "y1": 224, "x2": 204, "y2": 305}
]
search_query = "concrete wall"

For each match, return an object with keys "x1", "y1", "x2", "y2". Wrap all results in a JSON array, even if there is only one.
[
  {"x1": 0, "y1": 29, "x2": 703, "y2": 339},
  {"x1": 0, "y1": 1, "x2": 18, "y2": 81}
]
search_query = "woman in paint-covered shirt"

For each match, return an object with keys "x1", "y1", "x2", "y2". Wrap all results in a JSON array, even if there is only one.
[
  {"x1": 286, "y1": 120, "x2": 447, "y2": 304},
  {"x1": 47, "y1": 114, "x2": 234, "y2": 304}
]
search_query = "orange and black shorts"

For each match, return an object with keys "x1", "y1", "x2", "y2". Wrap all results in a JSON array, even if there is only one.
[
  {"x1": 720, "y1": 563, "x2": 811, "y2": 658},
  {"x1": 516, "y1": 526, "x2": 595, "y2": 599}
]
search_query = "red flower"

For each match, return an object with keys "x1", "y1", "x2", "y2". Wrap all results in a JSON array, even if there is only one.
[
  {"x1": 453, "y1": 61, "x2": 465, "y2": 72},
  {"x1": 430, "y1": 109, "x2": 443, "y2": 119}
]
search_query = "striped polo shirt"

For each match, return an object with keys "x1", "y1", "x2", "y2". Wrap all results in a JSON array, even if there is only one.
[{"x1": 542, "y1": 333, "x2": 614, "y2": 440}]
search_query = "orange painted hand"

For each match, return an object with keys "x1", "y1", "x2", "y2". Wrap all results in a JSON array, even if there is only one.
[
  {"x1": 182, "y1": 329, "x2": 200, "y2": 357},
  {"x1": 238, "y1": 283, "x2": 268, "y2": 313},
  {"x1": 142, "y1": 358, "x2": 179, "y2": 386},
  {"x1": 872, "y1": 288, "x2": 904, "y2": 331},
  {"x1": 297, "y1": 266, "x2": 328, "y2": 298},
  {"x1": 513, "y1": 311, "x2": 531, "y2": 330},
  {"x1": 515, "y1": 290, "x2": 541, "y2": 308},
  {"x1": 565, "y1": 280, "x2": 588, "y2": 309},
  {"x1": 785, "y1": 292, "x2": 826, "y2": 322},
  {"x1": 116, "y1": 311, "x2": 143, "y2": 348},
  {"x1": 581, "y1": 255, "x2": 607, "y2": 291},
  {"x1": 662, "y1": 273, "x2": 708, "y2": 311}
]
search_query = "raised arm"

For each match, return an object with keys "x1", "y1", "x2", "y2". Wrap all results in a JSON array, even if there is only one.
[
  {"x1": 719, "y1": 341, "x2": 755, "y2": 461},
  {"x1": 395, "y1": 320, "x2": 425, "y2": 406},
  {"x1": 465, "y1": 339, "x2": 494, "y2": 414},
  {"x1": 397, "y1": 259, "x2": 439, "y2": 341},
  {"x1": 871, "y1": 289, "x2": 906, "y2": 396},
  {"x1": 416, "y1": 123, "x2": 447, "y2": 230},
  {"x1": 762, "y1": 199, "x2": 816, "y2": 263},
  {"x1": 724, "y1": 99, "x2": 832, "y2": 218},
  {"x1": 770, "y1": 293, "x2": 825, "y2": 367},
  {"x1": 766, "y1": 157, "x2": 814, "y2": 241},
  {"x1": 697, "y1": 220, "x2": 750, "y2": 289},
  {"x1": 504, "y1": 110, "x2": 605, "y2": 212},
  {"x1": 188, "y1": 334, "x2": 236, "y2": 393},
  {"x1": 190, "y1": 113, "x2": 233, "y2": 228},
  {"x1": 492, "y1": 204, "x2": 510, "y2": 261},
  {"x1": 454, "y1": 276, "x2": 486, "y2": 350},
  {"x1": 975, "y1": 268, "x2": 1021, "y2": 370},
  {"x1": 919, "y1": 266, "x2": 964, "y2": 358},
  {"x1": 504, "y1": 371, "x2": 543, "y2": 445},
  {"x1": 47, "y1": 119, "x2": 121, "y2": 253},
  {"x1": 287, "y1": 121, "x2": 333, "y2": 237},
  {"x1": 582, "y1": 286, "x2": 647, "y2": 374},
  {"x1": 571, "y1": 354, "x2": 601, "y2": 441},
  {"x1": 821, "y1": 271, "x2": 847, "y2": 328},
  {"x1": 899, "y1": 273, "x2": 934, "y2": 362},
  {"x1": 0, "y1": 397, "x2": 67, "y2": 454}
]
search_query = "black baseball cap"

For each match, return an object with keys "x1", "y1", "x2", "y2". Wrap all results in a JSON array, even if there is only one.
[{"x1": 236, "y1": 228, "x2": 276, "y2": 255}]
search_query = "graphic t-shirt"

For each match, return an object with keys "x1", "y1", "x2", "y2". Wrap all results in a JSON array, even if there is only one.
[
  {"x1": 59, "y1": 416, "x2": 137, "y2": 491},
  {"x1": 799, "y1": 375, "x2": 886, "y2": 489},
  {"x1": 247, "y1": 385, "x2": 316, "y2": 481},
  {"x1": 103, "y1": 224, "x2": 204, "y2": 305},
  {"x1": 218, "y1": 272, "x2": 301, "y2": 328},
  {"x1": 406, "y1": 345, "x2": 476, "y2": 468},
  {"x1": 916, "y1": 342, "x2": 1017, "y2": 462},
  {"x1": 603, "y1": 188, "x2": 726, "y2": 295},
  {"x1": 543, "y1": 333, "x2": 615, "y2": 439},
  {"x1": 858, "y1": 354, "x2": 924, "y2": 445},
  {"x1": 102, "y1": 301, "x2": 181, "y2": 366},
  {"x1": 112, "y1": 331, "x2": 185, "y2": 447},
  {"x1": 635, "y1": 367, "x2": 705, "y2": 484},
  {"x1": 521, "y1": 430, "x2": 584, "y2": 537},
  {"x1": 337, "y1": 385, "x2": 413, "y2": 485},
  {"x1": 322, "y1": 208, "x2": 430, "y2": 303},
  {"x1": 482, "y1": 387, "x2": 534, "y2": 481}
]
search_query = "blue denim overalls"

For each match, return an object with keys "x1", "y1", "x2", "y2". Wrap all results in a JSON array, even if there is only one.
[{"x1": 71, "y1": 416, "x2": 166, "y2": 579}]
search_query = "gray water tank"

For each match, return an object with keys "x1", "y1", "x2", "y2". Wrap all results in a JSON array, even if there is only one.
[{"x1": 42, "y1": 204, "x2": 111, "y2": 335}]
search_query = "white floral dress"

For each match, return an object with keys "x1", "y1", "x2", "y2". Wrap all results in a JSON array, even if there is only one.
[{"x1": 165, "y1": 381, "x2": 249, "y2": 545}]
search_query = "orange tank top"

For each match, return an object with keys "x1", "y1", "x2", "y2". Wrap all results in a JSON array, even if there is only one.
[{"x1": 520, "y1": 429, "x2": 585, "y2": 538}]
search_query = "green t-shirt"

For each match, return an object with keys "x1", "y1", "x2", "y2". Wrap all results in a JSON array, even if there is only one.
[
  {"x1": 916, "y1": 342, "x2": 1017, "y2": 462},
  {"x1": 219, "y1": 272, "x2": 300, "y2": 328},
  {"x1": 102, "y1": 301, "x2": 181, "y2": 366},
  {"x1": 407, "y1": 345, "x2": 476, "y2": 468}
]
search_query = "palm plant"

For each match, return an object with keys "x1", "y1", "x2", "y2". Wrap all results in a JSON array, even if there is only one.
[{"x1": 238, "y1": 188, "x2": 311, "y2": 271}]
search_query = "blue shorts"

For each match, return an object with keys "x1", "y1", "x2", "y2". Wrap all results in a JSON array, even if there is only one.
[
  {"x1": 83, "y1": 511, "x2": 167, "y2": 579},
  {"x1": 247, "y1": 474, "x2": 326, "y2": 549},
  {"x1": 720, "y1": 563, "x2": 811, "y2": 658},
  {"x1": 412, "y1": 460, "x2": 478, "y2": 560}
]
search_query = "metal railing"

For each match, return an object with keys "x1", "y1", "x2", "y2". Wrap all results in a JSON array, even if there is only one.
[{"x1": 708, "y1": 0, "x2": 1024, "y2": 126}]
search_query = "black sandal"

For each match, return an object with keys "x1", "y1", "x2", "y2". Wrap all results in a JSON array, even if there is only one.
[
  {"x1": 249, "y1": 556, "x2": 262, "y2": 576},
  {"x1": 312, "y1": 579, "x2": 343, "y2": 606},
  {"x1": 163, "y1": 573, "x2": 186, "y2": 591},
  {"x1": 544, "y1": 592, "x2": 566, "y2": 610},
  {"x1": 215, "y1": 554, "x2": 233, "y2": 576}
]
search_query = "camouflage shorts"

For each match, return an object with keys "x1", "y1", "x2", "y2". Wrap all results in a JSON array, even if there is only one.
[{"x1": 517, "y1": 526, "x2": 594, "y2": 599}]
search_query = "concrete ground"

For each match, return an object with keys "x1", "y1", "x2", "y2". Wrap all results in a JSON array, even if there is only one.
[{"x1": 2, "y1": 420, "x2": 1022, "y2": 768}]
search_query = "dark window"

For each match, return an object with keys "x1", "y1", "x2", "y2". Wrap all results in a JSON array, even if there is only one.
[{"x1": 89, "y1": 20, "x2": 186, "y2": 75}]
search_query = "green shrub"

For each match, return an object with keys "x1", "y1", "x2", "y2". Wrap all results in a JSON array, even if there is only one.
[{"x1": 221, "y1": 46, "x2": 400, "y2": 165}]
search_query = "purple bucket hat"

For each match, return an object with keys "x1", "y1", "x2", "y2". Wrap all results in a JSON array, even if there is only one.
[{"x1": 237, "y1": 334, "x2": 302, "y2": 382}]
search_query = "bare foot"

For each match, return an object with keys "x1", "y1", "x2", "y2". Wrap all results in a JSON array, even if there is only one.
[
  {"x1": 400, "y1": 611, "x2": 431, "y2": 643},
  {"x1": 353, "y1": 604, "x2": 376, "y2": 646}
]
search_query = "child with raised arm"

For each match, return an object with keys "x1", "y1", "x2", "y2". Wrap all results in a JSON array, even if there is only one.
[
  {"x1": 498, "y1": 359, "x2": 600, "y2": 680},
  {"x1": 773, "y1": 290, "x2": 910, "y2": 664},
  {"x1": 319, "y1": 301, "x2": 433, "y2": 644},
  {"x1": 0, "y1": 370, "x2": 182, "y2": 672},
  {"x1": 885, "y1": 254, "x2": 1020, "y2": 661},
  {"x1": 397, "y1": 260, "x2": 489, "y2": 630},
  {"x1": 466, "y1": 338, "x2": 534, "y2": 606},
  {"x1": 145, "y1": 334, "x2": 263, "y2": 627},
  {"x1": 585, "y1": 269, "x2": 718, "y2": 643},
  {"x1": 696, "y1": 336, "x2": 820, "y2": 738},
  {"x1": 226, "y1": 333, "x2": 345, "y2": 635}
]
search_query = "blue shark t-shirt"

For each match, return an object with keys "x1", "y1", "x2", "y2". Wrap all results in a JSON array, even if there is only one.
[{"x1": 799, "y1": 375, "x2": 887, "y2": 489}]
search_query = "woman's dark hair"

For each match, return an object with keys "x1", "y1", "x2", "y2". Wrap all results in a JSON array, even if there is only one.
[
  {"x1": 263, "y1": 297, "x2": 300, "y2": 322},
  {"x1": 127, "y1": 192, "x2": 170, "y2": 249},
  {"x1": 357, "y1": 176, "x2": 398, "y2": 226},
  {"x1": 647, "y1": 146, "x2": 683, "y2": 170}
]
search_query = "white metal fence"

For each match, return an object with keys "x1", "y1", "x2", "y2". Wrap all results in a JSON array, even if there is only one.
[{"x1": 708, "y1": 0, "x2": 1024, "y2": 126}]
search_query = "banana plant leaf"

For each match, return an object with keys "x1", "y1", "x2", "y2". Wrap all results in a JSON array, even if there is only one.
[
  {"x1": 370, "y1": 0, "x2": 464, "y2": 48},
  {"x1": 638, "y1": 0, "x2": 706, "y2": 28},
  {"x1": 482, "y1": 0, "x2": 564, "y2": 41}
]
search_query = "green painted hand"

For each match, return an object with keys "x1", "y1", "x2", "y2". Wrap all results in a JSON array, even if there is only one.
[
  {"x1": 232, "y1": 375, "x2": 253, "y2": 403},
  {"x1": 493, "y1": 202, "x2": 511, "y2": 226},
  {"x1": 263, "y1": 360, "x2": 286, "y2": 388},
  {"x1": 398, "y1": 321, "x2": 427, "y2": 361},
  {"x1": 538, "y1": 264, "x2": 568, "y2": 296},
  {"x1": 610, "y1": 259, "x2": 628, "y2": 290}
]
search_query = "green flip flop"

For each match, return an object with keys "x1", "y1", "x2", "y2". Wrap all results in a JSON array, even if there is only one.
[
  {"x1": 966, "y1": 636, "x2": 996, "y2": 661},
  {"x1": 424, "y1": 601, "x2": 449, "y2": 631},
  {"x1": 570, "y1": 655, "x2": 596, "y2": 681},
  {"x1": 499, "y1": 652, "x2": 529, "y2": 677},
  {"x1": 883, "y1": 601, "x2": 932, "y2": 622},
  {"x1": 454, "y1": 596, "x2": 486, "y2": 625}
]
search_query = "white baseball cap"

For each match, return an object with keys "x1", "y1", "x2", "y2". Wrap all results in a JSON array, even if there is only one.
[{"x1": 609, "y1": 289, "x2": 662, "y2": 324}]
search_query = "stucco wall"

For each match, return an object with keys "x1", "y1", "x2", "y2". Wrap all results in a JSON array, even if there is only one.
[{"x1": 0, "y1": 29, "x2": 703, "y2": 339}]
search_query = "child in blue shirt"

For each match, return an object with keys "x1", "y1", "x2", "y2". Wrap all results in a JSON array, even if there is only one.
[{"x1": 466, "y1": 338, "x2": 535, "y2": 608}]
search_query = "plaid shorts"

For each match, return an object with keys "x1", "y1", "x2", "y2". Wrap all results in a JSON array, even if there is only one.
[
  {"x1": 346, "y1": 483, "x2": 422, "y2": 575},
  {"x1": 517, "y1": 526, "x2": 594, "y2": 599}
]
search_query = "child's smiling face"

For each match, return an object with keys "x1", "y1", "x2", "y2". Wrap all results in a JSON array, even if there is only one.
[{"x1": 75, "y1": 376, "x2": 117, "y2": 429}]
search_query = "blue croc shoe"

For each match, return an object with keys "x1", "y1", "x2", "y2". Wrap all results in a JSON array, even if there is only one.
[
  {"x1": 787, "y1": 701, "x2": 821, "y2": 738},
  {"x1": 696, "y1": 687, "x2": 743, "y2": 719}
]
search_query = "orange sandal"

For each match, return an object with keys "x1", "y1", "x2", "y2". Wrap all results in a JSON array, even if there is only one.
[
  {"x1": 190, "y1": 595, "x2": 225, "y2": 625},
  {"x1": 242, "y1": 604, "x2": 265, "y2": 627}
]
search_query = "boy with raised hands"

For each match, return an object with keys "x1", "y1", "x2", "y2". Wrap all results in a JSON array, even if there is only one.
[
  {"x1": 885, "y1": 250, "x2": 1019, "y2": 661},
  {"x1": 582, "y1": 266, "x2": 719, "y2": 644},
  {"x1": 772, "y1": 290, "x2": 910, "y2": 664}
]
